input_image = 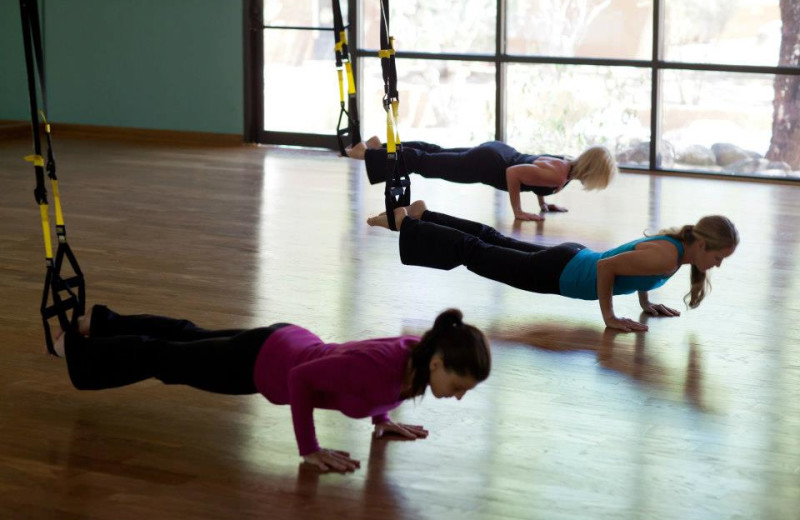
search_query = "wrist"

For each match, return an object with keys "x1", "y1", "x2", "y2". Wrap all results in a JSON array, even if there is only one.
[{"x1": 302, "y1": 448, "x2": 321, "y2": 459}]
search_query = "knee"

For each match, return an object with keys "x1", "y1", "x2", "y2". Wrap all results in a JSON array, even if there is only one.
[
  {"x1": 174, "y1": 319, "x2": 198, "y2": 331},
  {"x1": 477, "y1": 225, "x2": 503, "y2": 243}
]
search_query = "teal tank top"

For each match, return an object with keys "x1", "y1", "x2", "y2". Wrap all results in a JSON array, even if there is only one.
[{"x1": 558, "y1": 236, "x2": 684, "y2": 300}]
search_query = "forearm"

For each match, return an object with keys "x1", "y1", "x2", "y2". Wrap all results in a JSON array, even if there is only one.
[
  {"x1": 596, "y1": 261, "x2": 617, "y2": 320},
  {"x1": 637, "y1": 291, "x2": 650, "y2": 308},
  {"x1": 507, "y1": 182, "x2": 524, "y2": 214},
  {"x1": 505, "y1": 170, "x2": 527, "y2": 215}
]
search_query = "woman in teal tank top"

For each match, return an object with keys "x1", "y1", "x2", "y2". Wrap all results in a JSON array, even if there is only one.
[{"x1": 368, "y1": 201, "x2": 739, "y2": 333}]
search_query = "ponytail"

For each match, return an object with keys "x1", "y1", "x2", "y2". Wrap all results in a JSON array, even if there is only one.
[{"x1": 407, "y1": 309, "x2": 491, "y2": 399}]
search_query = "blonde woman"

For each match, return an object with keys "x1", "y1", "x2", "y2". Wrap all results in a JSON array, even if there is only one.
[
  {"x1": 368, "y1": 201, "x2": 738, "y2": 332},
  {"x1": 347, "y1": 137, "x2": 618, "y2": 221}
]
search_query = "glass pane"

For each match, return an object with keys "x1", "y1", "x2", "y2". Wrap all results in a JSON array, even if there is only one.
[
  {"x1": 361, "y1": 0, "x2": 496, "y2": 54},
  {"x1": 662, "y1": 70, "x2": 800, "y2": 178},
  {"x1": 264, "y1": 29, "x2": 341, "y2": 133},
  {"x1": 506, "y1": 64, "x2": 652, "y2": 165},
  {"x1": 264, "y1": 0, "x2": 346, "y2": 28},
  {"x1": 361, "y1": 58, "x2": 496, "y2": 146},
  {"x1": 663, "y1": 0, "x2": 792, "y2": 67},
  {"x1": 506, "y1": 0, "x2": 653, "y2": 59}
]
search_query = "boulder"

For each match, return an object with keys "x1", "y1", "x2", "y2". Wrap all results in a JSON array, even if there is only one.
[
  {"x1": 615, "y1": 140, "x2": 674, "y2": 167},
  {"x1": 711, "y1": 143, "x2": 750, "y2": 167},
  {"x1": 728, "y1": 158, "x2": 770, "y2": 174},
  {"x1": 675, "y1": 144, "x2": 716, "y2": 166},
  {"x1": 766, "y1": 161, "x2": 792, "y2": 172}
]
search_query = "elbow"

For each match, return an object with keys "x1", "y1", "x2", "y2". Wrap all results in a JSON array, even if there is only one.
[
  {"x1": 596, "y1": 259, "x2": 617, "y2": 286},
  {"x1": 596, "y1": 258, "x2": 609, "y2": 277},
  {"x1": 505, "y1": 168, "x2": 518, "y2": 186}
]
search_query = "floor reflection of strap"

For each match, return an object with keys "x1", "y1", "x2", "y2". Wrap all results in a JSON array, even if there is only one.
[{"x1": 19, "y1": 0, "x2": 87, "y2": 355}]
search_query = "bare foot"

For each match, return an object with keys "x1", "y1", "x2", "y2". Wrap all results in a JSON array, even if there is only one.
[
  {"x1": 345, "y1": 142, "x2": 367, "y2": 160},
  {"x1": 367, "y1": 207, "x2": 407, "y2": 230},
  {"x1": 407, "y1": 200, "x2": 428, "y2": 219},
  {"x1": 49, "y1": 328, "x2": 66, "y2": 357},
  {"x1": 366, "y1": 136, "x2": 382, "y2": 149},
  {"x1": 78, "y1": 311, "x2": 91, "y2": 337}
]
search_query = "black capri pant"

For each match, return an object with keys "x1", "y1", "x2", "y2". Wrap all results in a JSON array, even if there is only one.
[
  {"x1": 65, "y1": 305, "x2": 289, "y2": 395},
  {"x1": 364, "y1": 141, "x2": 519, "y2": 190},
  {"x1": 399, "y1": 211, "x2": 585, "y2": 294}
]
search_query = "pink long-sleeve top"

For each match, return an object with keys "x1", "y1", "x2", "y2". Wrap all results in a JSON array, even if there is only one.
[{"x1": 252, "y1": 325, "x2": 419, "y2": 456}]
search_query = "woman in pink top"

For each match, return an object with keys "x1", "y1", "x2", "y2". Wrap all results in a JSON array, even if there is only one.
[{"x1": 52, "y1": 305, "x2": 491, "y2": 473}]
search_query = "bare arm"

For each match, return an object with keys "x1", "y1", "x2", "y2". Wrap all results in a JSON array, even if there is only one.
[
  {"x1": 537, "y1": 194, "x2": 547, "y2": 209},
  {"x1": 506, "y1": 164, "x2": 564, "y2": 221},
  {"x1": 507, "y1": 161, "x2": 568, "y2": 219},
  {"x1": 506, "y1": 168, "x2": 541, "y2": 221},
  {"x1": 596, "y1": 243, "x2": 679, "y2": 332}
]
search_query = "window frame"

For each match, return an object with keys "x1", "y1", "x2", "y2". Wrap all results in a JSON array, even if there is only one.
[{"x1": 245, "y1": 0, "x2": 800, "y2": 182}]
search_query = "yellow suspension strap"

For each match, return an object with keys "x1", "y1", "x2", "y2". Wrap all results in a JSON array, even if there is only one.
[
  {"x1": 332, "y1": 0, "x2": 360, "y2": 156},
  {"x1": 379, "y1": 0, "x2": 409, "y2": 230},
  {"x1": 19, "y1": 0, "x2": 86, "y2": 356}
]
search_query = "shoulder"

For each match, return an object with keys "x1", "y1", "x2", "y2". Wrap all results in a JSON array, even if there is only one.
[
  {"x1": 532, "y1": 157, "x2": 570, "y2": 178},
  {"x1": 634, "y1": 237, "x2": 682, "y2": 264},
  {"x1": 339, "y1": 336, "x2": 416, "y2": 362}
]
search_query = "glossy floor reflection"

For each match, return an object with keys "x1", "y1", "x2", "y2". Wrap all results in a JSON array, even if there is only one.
[{"x1": 0, "y1": 138, "x2": 798, "y2": 520}]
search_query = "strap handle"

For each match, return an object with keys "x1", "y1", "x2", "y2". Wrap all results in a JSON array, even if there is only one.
[{"x1": 332, "y1": 0, "x2": 361, "y2": 156}]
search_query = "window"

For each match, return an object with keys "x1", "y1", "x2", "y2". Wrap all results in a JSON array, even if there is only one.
[{"x1": 248, "y1": 0, "x2": 800, "y2": 180}]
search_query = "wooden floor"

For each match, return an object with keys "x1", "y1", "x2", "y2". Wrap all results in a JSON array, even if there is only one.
[{"x1": 1, "y1": 137, "x2": 799, "y2": 520}]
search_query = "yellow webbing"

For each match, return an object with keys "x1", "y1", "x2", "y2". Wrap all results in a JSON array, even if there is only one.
[
  {"x1": 39, "y1": 204, "x2": 53, "y2": 259},
  {"x1": 385, "y1": 109, "x2": 397, "y2": 154},
  {"x1": 25, "y1": 154, "x2": 44, "y2": 167},
  {"x1": 39, "y1": 110, "x2": 52, "y2": 135},
  {"x1": 345, "y1": 63, "x2": 356, "y2": 95},
  {"x1": 51, "y1": 179, "x2": 65, "y2": 227}
]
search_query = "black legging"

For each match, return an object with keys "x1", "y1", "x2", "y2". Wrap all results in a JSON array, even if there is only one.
[
  {"x1": 65, "y1": 305, "x2": 289, "y2": 394},
  {"x1": 364, "y1": 141, "x2": 523, "y2": 190},
  {"x1": 398, "y1": 211, "x2": 585, "y2": 294}
]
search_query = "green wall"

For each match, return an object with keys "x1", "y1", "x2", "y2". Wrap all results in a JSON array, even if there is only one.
[
  {"x1": 1, "y1": 0, "x2": 30, "y2": 121},
  {"x1": 1, "y1": 0, "x2": 243, "y2": 134}
]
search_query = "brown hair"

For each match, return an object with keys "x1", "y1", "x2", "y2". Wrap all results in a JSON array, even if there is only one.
[
  {"x1": 407, "y1": 309, "x2": 491, "y2": 399},
  {"x1": 657, "y1": 215, "x2": 739, "y2": 308}
]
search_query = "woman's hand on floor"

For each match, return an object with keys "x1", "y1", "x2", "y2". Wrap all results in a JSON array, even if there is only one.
[
  {"x1": 514, "y1": 210, "x2": 544, "y2": 221},
  {"x1": 641, "y1": 302, "x2": 681, "y2": 317},
  {"x1": 540, "y1": 203, "x2": 568, "y2": 213},
  {"x1": 374, "y1": 420, "x2": 429, "y2": 440},
  {"x1": 604, "y1": 315, "x2": 649, "y2": 333},
  {"x1": 303, "y1": 448, "x2": 361, "y2": 472}
]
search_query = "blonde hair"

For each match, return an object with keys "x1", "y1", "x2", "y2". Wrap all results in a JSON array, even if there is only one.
[
  {"x1": 569, "y1": 146, "x2": 618, "y2": 190},
  {"x1": 656, "y1": 215, "x2": 739, "y2": 308}
]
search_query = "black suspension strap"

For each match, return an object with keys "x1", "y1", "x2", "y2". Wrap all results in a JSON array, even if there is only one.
[
  {"x1": 378, "y1": 0, "x2": 410, "y2": 230},
  {"x1": 19, "y1": 0, "x2": 86, "y2": 355},
  {"x1": 332, "y1": 0, "x2": 361, "y2": 156}
]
